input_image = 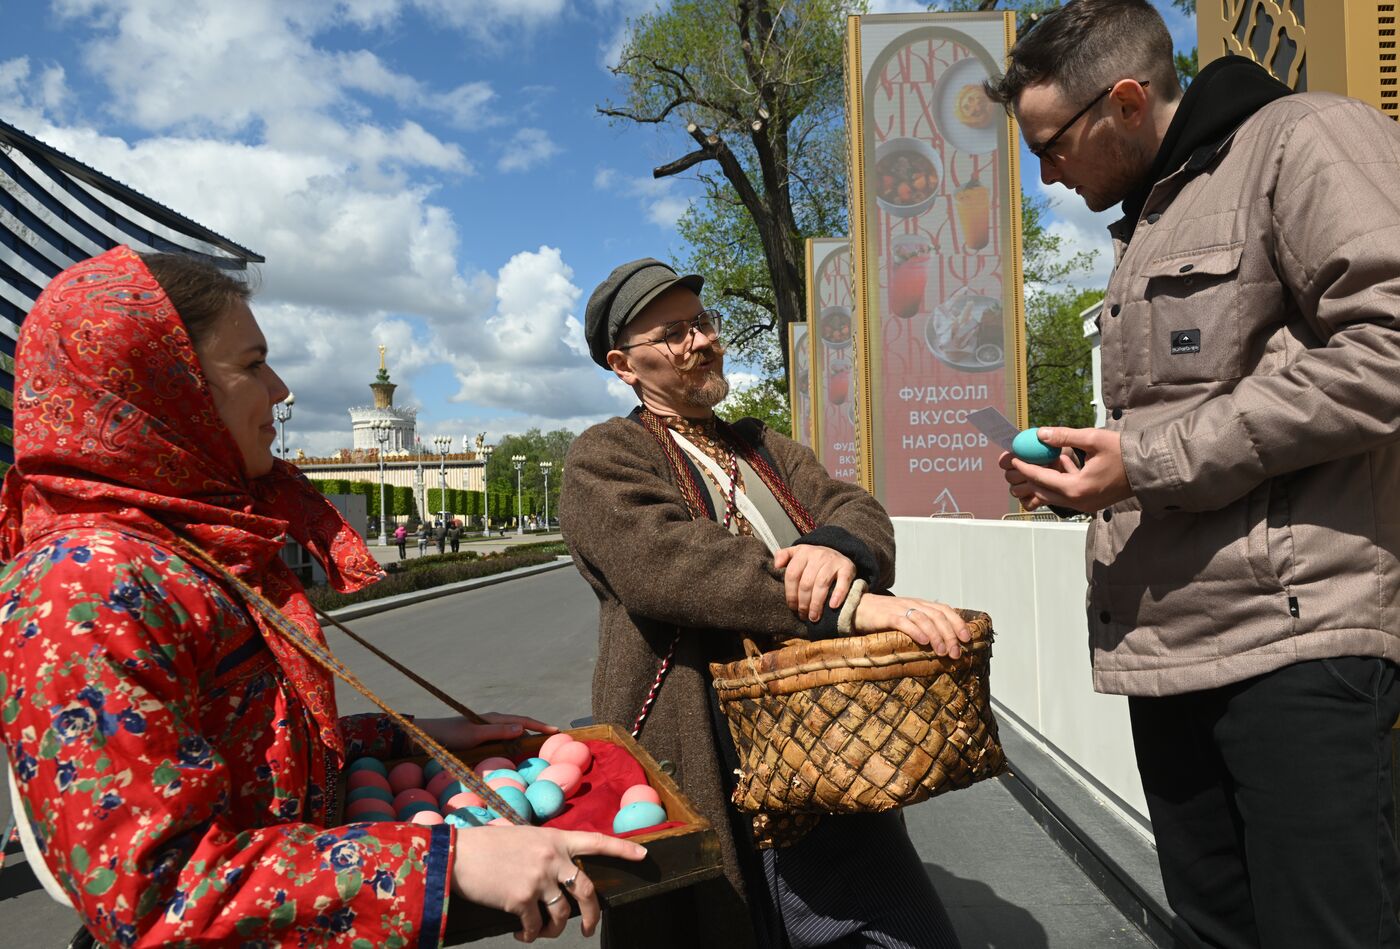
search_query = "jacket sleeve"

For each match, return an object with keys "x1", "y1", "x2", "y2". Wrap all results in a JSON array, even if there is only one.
[
  {"x1": 1123, "y1": 99, "x2": 1400, "y2": 513},
  {"x1": 0, "y1": 546, "x2": 453, "y2": 948},
  {"x1": 562, "y1": 420, "x2": 847, "y2": 639}
]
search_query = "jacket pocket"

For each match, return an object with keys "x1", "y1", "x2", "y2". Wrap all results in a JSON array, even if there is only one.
[
  {"x1": 1245, "y1": 478, "x2": 1292, "y2": 592},
  {"x1": 1143, "y1": 241, "x2": 1245, "y2": 385}
]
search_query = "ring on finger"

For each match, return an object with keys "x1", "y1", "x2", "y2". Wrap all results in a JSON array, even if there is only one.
[
  {"x1": 543, "y1": 892, "x2": 565, "y2": 907},
  {"x1": 562, "y1": 872, "x2": 578, "y2": 891},
  {"x1": 904, "y1": 607, "x2": 920, "y2": 620}
]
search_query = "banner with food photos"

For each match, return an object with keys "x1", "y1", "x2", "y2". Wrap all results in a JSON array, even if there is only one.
[
  {"x1": 787, "y1": 322, "x2": 815, "y2": 448},
  {"x1": 845, "y1": 12, "x2": 1027, "y2": 516},
  {"x1": 805, "y1": 238, "x2": 862, "y2": 484}
]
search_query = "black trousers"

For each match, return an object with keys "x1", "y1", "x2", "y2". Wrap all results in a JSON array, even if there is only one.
[{"x1": 1130, "y1": 656, "x2": 1400, "y2": 949}]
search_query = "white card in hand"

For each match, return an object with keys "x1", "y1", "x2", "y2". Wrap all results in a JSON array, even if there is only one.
[{"x1": 966, "y1": 407, "x2": 1020, "y2": 451}]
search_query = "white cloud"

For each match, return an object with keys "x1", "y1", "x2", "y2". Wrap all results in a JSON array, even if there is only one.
[
  {"x1": 869, "y1": 0, "x2": 932, "y2": 12},
  {"x1": 1034, "y1": 180, "x2": 1118, "y2": 293},
  {"x1": 593, "y1": 165, "x2": 692, "y2": 229},
  {"x1": 497, "y1": 127, "x2": 561, "y2": 173}
]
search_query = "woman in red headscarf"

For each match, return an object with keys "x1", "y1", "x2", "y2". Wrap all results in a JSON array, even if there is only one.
[{"x1": 0, "y1": 247, "x2": 642, "y2": 947}]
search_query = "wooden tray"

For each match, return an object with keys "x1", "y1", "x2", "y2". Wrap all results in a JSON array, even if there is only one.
[{"x1": 338, "y1": 722, "x2": 723, "y2": 943}]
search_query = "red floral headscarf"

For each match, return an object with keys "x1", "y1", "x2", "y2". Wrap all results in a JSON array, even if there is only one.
[{"x1": 0, "y1": 245, "x2": 382, "y2": 758}]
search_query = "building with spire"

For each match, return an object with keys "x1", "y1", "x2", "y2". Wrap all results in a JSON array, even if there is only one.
[{"x1": 349, "y1": 345, "x2": 416, "y2": 451}]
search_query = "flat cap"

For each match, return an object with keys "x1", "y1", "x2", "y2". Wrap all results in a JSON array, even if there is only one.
[{"x1": 584, "y1": 258, "x2": 703, "y2": 368}]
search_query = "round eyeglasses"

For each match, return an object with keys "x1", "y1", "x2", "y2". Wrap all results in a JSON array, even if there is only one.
[{"x1": 616, "y1": 310, "x2": 724, "y2": 356}]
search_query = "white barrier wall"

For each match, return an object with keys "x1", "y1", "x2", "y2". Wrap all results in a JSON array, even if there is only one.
[{"x1": 892, "y1": 517, "x2": 1150, "y2": 830}]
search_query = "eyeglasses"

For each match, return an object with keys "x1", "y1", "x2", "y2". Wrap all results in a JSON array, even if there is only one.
[
  {"x1": 617, "y1": 310, "x2": 724, "y2": 356},
  {"x1": 1029, "y1": 79, "x2": 1149, "y2": 165}
]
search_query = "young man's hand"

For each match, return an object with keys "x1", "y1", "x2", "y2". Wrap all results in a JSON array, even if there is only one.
[{"x1": 999, "y1": 427, "x2": 1133, "y2": 513}]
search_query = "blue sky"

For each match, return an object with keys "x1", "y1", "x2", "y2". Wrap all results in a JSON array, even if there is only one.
[{"x1": 0, "y1": 0, "x2": 1195, "y2": 455}]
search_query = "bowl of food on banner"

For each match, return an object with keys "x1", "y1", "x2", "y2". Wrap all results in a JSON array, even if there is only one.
[
  {"x1": 933, "y1": 57, "x2": 999, "y2": 156},
  {"x1": 827, "y1": 357, "x2": 852, "y2": 406},
  {"x1": 819, "y1": 305, "x2": 853, "y2": 351},
  {"x1": 889, "y1": 234, "x2": 935, "y2": 319},
  {"x1": 924, "y1": 287, "x2": 1004, "y2": 372},
  {"x1": 874, "y1": 137, "x2": 941, "y2": 219}
]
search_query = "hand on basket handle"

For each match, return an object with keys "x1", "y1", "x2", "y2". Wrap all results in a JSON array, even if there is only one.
[
  {"x1": 773, "y1": 544, "x2": 858, "y2": 622},
  {"x1": 417, "y1": 713, "x2": 559, "y2": 752},
  {"x1": 451, "y1": 825, "x2": 647, "y2": 942},
  {"x1": 853, "y1": 594, "x2": 971, "y2": 658}
]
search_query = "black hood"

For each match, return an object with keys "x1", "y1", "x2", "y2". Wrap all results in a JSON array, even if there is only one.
[{"x1": 1119, "y1": 56, "x2": 1292, "y2": 231}]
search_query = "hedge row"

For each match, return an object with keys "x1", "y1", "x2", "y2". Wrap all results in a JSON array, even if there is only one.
[{"x1": 306, "y1": 548, "x2": 562, "y2": 611}]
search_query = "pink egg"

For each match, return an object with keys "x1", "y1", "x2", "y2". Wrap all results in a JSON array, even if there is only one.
[
  {"x1": 474, "y1": 756, "x2": 516, "y2": 776},
  {"x1": 388, "y1": 762, "x2": 424, "y2": 796},
  {"x1": 445, "y1": 790, "x2": 487, "y2": 811},
  {"x1": 425, "y1": 771, "x2": 459, "y2": 799},
  {"x1": 485, "y1": 776, "x2": 527, "y2": 793},
  {"x1": 536, "y1": 762, "x2": 583, "y2": 797},
  {"x1": 552, "y1": 741, "x2": 592, "y2": 772},
  {"x1": 539, "y1": 733, "x2": 575, "y2": 762},
  {"x1": 393, "y1": 788, "x2": 437, "y2": 811},
  {"x1": 620, "y1": 784, "x2": 661, "y2": 808},
  {"x1": 346, "y1": 798, "x2": 395, "y2": 820},
  {"x1": 410, "y1": 810, "x2": 445, "y2": 826},
  {"x1": 347, "y1": 770, "x2": 392, "y2": 793},
  {"x1": 488, "y1": 818, "x2": 513, "y2": 826}
]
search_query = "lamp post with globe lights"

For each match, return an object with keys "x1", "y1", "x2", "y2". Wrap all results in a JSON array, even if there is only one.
[
  {"x1": 273, "y1": 392, "x2": 295, "y2": 458},
  {"x1": 481, "y1": 444, "x2": 494, "y2": 534},
  {"x1": 432, "y1": 435, "x2": 452, "y2": 526},
  {"x1": 511, "y1": 454, "x2": 526, "y2": 536},
  {"x1": 539, "y1": 460, "x2": 553, "y2": 532},
  {"x1": 372, "y1": 419, "x2": 391, "y2": 543}
]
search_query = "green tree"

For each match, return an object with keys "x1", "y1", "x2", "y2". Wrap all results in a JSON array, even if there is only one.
[
  {"x1": 720, "y1": 376, "x2": 792, "y2": 434},
  {"x1": 483, "y1": 429, "x2": 572, "y2": 521},
  {"x1": 1026, "y1": 286, "x2": 1103, "y2": 428}
]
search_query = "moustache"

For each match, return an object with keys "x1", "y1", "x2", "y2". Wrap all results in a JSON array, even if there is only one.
[{"x1": 675, "y1": 339, "x2": 726, "y2": 373}]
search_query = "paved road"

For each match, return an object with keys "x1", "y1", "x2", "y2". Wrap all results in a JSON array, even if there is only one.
[{"x1": 1, "y1": 568, "x2": 1152, "y2": 948}]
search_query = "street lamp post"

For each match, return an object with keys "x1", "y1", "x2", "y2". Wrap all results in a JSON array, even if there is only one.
[
  {"x1": 432, "y1": 435, "x2": 452, "y2": 526},
  {"x1": 273, "y1": 392, "x2": 295, "y2": 458},
  {"x1": 539, "y1": 460, "x2": 553, "y2": 532},
  {"x1": 372, "y1": 419, "x2": 391, "y2": 543},
  {"x1": 511, "y1": 454, "x2": 526, "y2": 536},
  {"x1": 481, "y1": 444, "x2": 493, "y2": 534}
]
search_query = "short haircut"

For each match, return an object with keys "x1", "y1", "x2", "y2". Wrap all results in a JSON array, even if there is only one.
[
  {"x1": 984, "y1": 0, "x2": 1181, "y2": 109},
  {"x1": 140, "y1": 253, "x2": 253, "y2": 348}
]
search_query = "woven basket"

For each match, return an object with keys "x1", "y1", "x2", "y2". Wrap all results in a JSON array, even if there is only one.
[{"x1": 709, "y1": 610, "x2": 1005, "y2": 814}]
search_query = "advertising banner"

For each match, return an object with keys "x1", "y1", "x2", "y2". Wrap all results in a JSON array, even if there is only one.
[
  {"x1": 805, "y1": 238, "x2": 862, "y2": 483},
  {"x1": 846, "y1": 12, "x2": 1027, "y2": 516},
  {"x1": 787, "y1": 322, "x2": 815, "y2": 448}
]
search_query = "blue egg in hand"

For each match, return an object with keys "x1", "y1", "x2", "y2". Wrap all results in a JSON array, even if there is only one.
[{"x1": 1011, "y1": 428, "x2": 1060, "y2": 467}]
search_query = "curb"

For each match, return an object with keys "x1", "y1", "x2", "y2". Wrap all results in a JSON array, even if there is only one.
[{"x1": 326, "y1": 557, "x2": 574, "y2": 622}]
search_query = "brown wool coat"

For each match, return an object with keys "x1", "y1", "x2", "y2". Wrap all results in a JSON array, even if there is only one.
[{"x1": 559, "y1": 413, "x2": 895, "y2": 948}]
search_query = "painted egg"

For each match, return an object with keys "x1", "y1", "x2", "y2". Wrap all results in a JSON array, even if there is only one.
[
  {"x1": 388, "y1": 761, "x2": 425, "y2": 796},
  {"x1": 474, "y1": 756, "x2": 516, "y2": 776},
  {"x1": 464, "y1": 806, "x2": 493, "y2": 824},
  {"x1": 444, "y1": 790, "x2": 487, "y2": 812},
  {"x1": 392, "y1": 788, "x2": 437, "y2": 812},
  {"x1": 516, "y1": 757, "x2": 550, "y2": 784},
  {"x1": 612, "y1": 801, "x2": 667, "y2": 835},
  {"x1": 620, "y1": 784, "x2": 661, "y2": 808},
  {"x1": 525, "y1": 779, "x2": 565, "y2": 821},
  {"x1": 484, "y1": 769, "x2": 524, "y2": 785},
  {"x1": 348, "y1": 757, "x2": 388, "y2": 776},
  {"x1": 1011, "y1": 428, "x2": 1060, "y2": 466},
  {"x1": 536, "y1": 763, "x2": 582, "y2": 797},
  {"x1": 397, "y1": 801, "x2": 438, "y2": 821},
  {"x1": 551, "y1": 741, "x2": 592, "y2": 772},
  {"x1": 539, "y1": 733, "x2": 575, "y2": 762},
  {"x1": 346, "y1": 785, "x2": 394, "y2": 806},
  {"x1": 446, "y1": 810, "x2": 484, "y2": 829},
  {"x1": 411, "y1": 810, "x2": 445, "y2": 826},
  {"x1": 423, "y1": 760, "x2": 445, "y2": 782},
  {"x1": 494, "y1": 785, "x2": 535, "y2": 823},
  {"x1": 425, "y1": 771, "x2": 459, "y2": 800},
  {"x1": 346, "y1": 798, "x2": 395, "y2": 821},
  {"x1": 347, "y1": 770, "x2": 392, "y2": 793},
  {"x1": 486, "y1": 776, "x2": 527, "y2": 794}
]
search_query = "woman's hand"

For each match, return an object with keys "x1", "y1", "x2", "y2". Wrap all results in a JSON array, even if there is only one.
[
  {"x1": 416, "y1": 713, "x2": 558, "y2": 753},
  {"x1": 450, "y1": 825, "x2": 647, "y2": 942},
  {"x1": 853, "y1": 593, "x2": 971, "y2": 658}
]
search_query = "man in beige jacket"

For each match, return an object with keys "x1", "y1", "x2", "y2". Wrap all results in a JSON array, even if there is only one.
[{"x1": 991, "y1": 1, "x2": 1400, "y2": 945}]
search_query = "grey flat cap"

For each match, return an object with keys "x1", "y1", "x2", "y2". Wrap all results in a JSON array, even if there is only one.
[{"x1": 585, "y1": 258, "x2": 704, "y2": 367}]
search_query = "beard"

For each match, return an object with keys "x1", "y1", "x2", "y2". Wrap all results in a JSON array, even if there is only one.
[{"x1": 674, "y1": 341, "x2": 729, "y2": 409}]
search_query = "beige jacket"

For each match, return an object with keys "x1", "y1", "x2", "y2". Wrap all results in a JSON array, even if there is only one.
[{"x1": 1092, "y1": 93, "x2": 1400, "y2": 696}]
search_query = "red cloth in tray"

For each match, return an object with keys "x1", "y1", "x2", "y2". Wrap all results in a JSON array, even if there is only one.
[{"x1": 532, "y1": 740, "x2": 685, "y2": 838}]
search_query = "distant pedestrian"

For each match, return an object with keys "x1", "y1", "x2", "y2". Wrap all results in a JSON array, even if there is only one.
[
  {"x1": 434, "y1": 521, "x2": 447, "y2": 555},
  {"x1": 448, "y1": 521, "x2": 461, "y2": 553},
  {"x1": 394, "y1": 523, "x2": 407, "y2": 560},
  {"x1": 417, "y1": 525, "x2": 429, "y2": 556}
]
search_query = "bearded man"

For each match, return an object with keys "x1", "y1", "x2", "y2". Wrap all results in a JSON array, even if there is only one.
[{"x1": 560, "y1": 258, "x2": 967, "y2": 949}]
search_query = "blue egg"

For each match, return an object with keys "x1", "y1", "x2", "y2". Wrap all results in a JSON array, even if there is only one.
[
  {"x1": 446, "y1": 809, "x2": 483, "y2": 829},
  {"x1": 397, "y1": 801, "x2": 438, "y2": 821},
  {"x1": 494, "y1": 785, "x2": 535, "y2": 824},
  {"x1": 1011, "y1": 428, "x2": 1060, "y2": 466},
  {"x1": 484, "y1": 769, "x2": 524, "y2": 785},
  {"x1": 613, "y1": 801, "x2": 667, "y2": 835},
  {"x1": 436, "y1": 782, "x2": 465, "y2": 808},
  {"x1": 424, "y1": 760, "x2": 445, "y2": 781},
  {"x1": 346, "y1": 786, "x2": 394, "y2": 805},
  {"x1": 525, "y1": 779, "x2": 565, "y2": 820},
  {"x1": 347, "y1": 757, "x2": 388, "y2": 776},
  {"x1": 516, "y1": 757, "x2": 550, "y2": 784},
  {"x1": 465, "y1": 806, "x2": 493, "y2": 824}
]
